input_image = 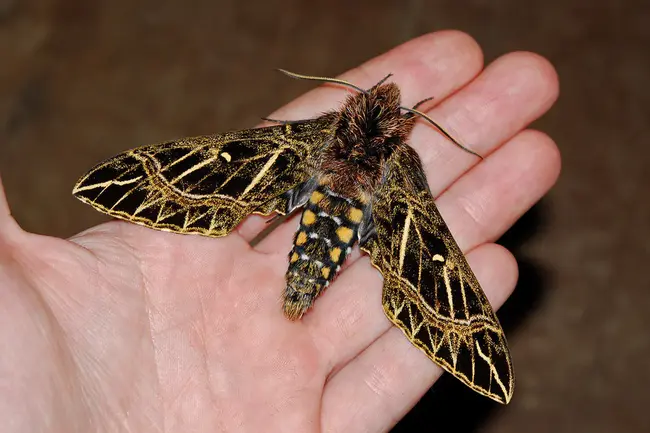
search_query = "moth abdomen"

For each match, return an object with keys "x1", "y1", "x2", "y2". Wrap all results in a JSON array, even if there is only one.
[{"x1": 282, "y1": 184, "x2": 366, "y2": 320}]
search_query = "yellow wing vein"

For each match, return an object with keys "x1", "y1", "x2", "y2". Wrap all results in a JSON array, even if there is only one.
[
  {"x1": 241, "y1": 150, "x2": 281, "y2": 197},
  {"x1": 369, "y1": 146, "x2": 514, "y2": 404}
]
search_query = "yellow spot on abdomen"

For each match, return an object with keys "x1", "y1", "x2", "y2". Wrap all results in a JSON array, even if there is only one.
[
  {"x1": 310, "y1": 191, "x2": 324, "y2": 204},
  {"x1": 321, "y1": 267, "x2": 330, "y2": 279},
  {"x1": 330, "y1": 247, "x2": 341, "y2": 262},
  {"x1": 220, "y1": 152, "x2": 232, "y2": 162},
  {"x1": 336, "y1": 226, "x2": 354, "y2": 243},
  {"x1": 348, "y1": 207, "x2": 363, "y2": 223},
  {"x1": 296, "y1": 231, "x2": 307, "y2": 245},
  {"x1": 302, "y1": 210, "x2": 316, "y2": 225},
  {"x1": 290, "y1": 252, "x2": 299, "y2": 263},
  {"x1": 358, "y1": 193, "x2": 371, "y2": 205}
]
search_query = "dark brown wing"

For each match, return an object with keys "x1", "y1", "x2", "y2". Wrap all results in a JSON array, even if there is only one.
[
  {"x1": 73, "y1": 118, "x2": 334, "y2": 237},
  {"x1": 361, "y1": 144, "x2": 514, "y2": 404}
]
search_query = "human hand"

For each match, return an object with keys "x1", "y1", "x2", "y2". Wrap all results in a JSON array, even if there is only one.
[{"x1": 0, "y1": 31, "x2": 559, "y2": 432}]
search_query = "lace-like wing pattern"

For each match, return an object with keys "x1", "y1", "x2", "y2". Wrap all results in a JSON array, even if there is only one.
[
  {"x1": 361, "y1": 145, "x2": 514, "y2": 404},
  {"x1": 73, "y1": 119, "x2": 333, "y2": 237}
]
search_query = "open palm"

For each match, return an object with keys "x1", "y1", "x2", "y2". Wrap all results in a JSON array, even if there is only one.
[{"x1": 0, "y1": 31, "x2": 560, "y2": 433}]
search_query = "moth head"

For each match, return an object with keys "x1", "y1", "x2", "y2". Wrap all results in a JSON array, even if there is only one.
[{"x1": 334, "y1": 83, "x2": 414, "y2": 159}]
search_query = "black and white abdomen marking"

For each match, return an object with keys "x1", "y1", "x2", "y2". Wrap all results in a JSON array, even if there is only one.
[{"x1": 283, "y1": 183, "x2": 367, "y2": 319}]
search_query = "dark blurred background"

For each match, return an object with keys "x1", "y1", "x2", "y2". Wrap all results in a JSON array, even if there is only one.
[{"x1": 1, "y1": 0, "x2": 648, "y2": 432}]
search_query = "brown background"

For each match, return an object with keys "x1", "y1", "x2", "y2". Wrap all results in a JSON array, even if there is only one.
[{"x1": 1, "y1": 0, "x2": 648, "y2": 432}]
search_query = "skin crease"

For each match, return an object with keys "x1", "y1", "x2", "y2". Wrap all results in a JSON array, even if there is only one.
[{"x1": 0, "y1": 31, "x2": 560, "y2": 433}]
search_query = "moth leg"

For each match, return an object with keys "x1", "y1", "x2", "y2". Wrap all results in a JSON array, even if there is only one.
[
  {"x1": 268, "y1": 177, "x2": 319, "y2": 223},
  {"x1": 368, "y1": 72, "x2": 394, "y2": 90},
  {"x1": 253, "y1": 177, "x2": 319, "y2": 225},
  {"x1": 358, "y1": 204, "x2": 376, "y2": 248},
  {"x1": 411, "y1": 96, "x2": 435, "y2": 110},
  {"x1": 281, "y1": 177, "x2": 319, "y2": 214}
]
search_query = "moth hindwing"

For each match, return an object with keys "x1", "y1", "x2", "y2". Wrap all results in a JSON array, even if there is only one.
[{"x1": 73, "y1": 72, "x2": 514, "y2": 404}]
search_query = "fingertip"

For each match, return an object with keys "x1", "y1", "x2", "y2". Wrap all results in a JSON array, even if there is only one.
[
  {"x1": 517, "y1": 128, "x2": 562, "y2": 183},
  {"x1": 388, "y1": 30, "x2": 484, "y2": 96},
  {"x1": 420, "y1": 29, "x2": 484, "y2": 71},
  {"x1": 493, "y1": 129, "x2": 562, "y2": 207},
  {"x1": 466, "y1": 242, "x2": 519, "y2": 309},
  {"x1": 490, "y1": 51, "x2": 559, "y2": 110}
]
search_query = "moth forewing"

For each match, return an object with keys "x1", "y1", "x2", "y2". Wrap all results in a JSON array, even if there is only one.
[
  {"x1": 360, "y1": 145, "x2": 514, "y2": 404},
  {"x1": 73, "y1": 118, "x2": 334, "y2": 237}
]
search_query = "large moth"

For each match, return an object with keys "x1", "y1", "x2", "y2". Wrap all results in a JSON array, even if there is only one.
[{"x1": 73, "y1": 71, "x2": 514, "y2": 404}]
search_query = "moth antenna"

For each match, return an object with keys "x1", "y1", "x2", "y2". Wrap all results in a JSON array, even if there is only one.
[
  {"x1": 400, "y1": 106, "x2": 483, "y2": 159},
  {"x1": 277, "y1": 69, "x2": 368, "y2": 94}
]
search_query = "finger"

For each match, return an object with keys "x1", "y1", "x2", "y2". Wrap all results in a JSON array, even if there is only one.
[
  {"x1": 270, "y1": 31, "x2": 483, "y2": 119},
  {"x1": 437, "y1": 129, "x2": 561, "y2": 252},
  {"x1": 254, "y1": 51, "x2": 558, "y2": 255},
  {"x1": 236, "y1": 30, "x2": 484, "y2": 242},
  {"x1": 306, "y1": 129, "x2": 559, "y2": 369},
  {"x1": 320, "y1": 243, "x2": 518, "y2": 433},
  {"x1": 412, "y1": 51, "x2": 559, "y2": 195}
]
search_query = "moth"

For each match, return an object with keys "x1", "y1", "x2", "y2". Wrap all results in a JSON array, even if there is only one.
[{"x1": 73, "y1": 70, "x2": 514, "y2": 404}]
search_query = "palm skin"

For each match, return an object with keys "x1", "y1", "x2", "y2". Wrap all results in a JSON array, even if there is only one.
[{"x1": 0, "y1": 31, "x2": 560, "y2": 433}]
